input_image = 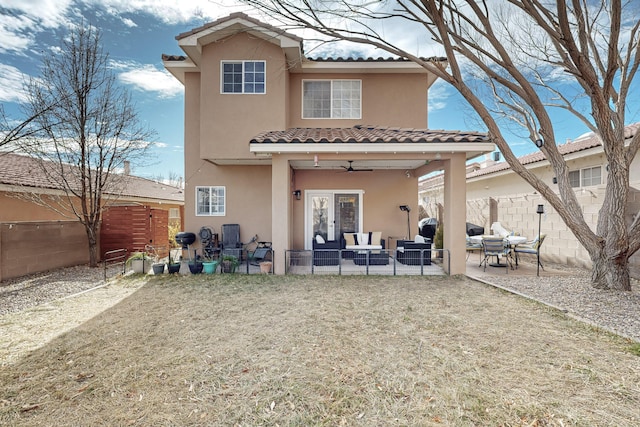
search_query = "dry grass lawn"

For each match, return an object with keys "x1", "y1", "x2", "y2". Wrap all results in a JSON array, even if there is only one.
[{"x1": 1, "y1": 274, "x2": 639, "y2": 426}]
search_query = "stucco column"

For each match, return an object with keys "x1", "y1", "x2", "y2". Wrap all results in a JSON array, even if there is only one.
[
  {"x1": 443, "y1": 153, "x2": 467, "y2": 275},
  {"x1": 271, "y1": 156, "x2": 290, "y2": 274}
]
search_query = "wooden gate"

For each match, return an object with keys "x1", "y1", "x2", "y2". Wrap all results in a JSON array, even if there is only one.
[{"x1": 100, "y1": 205, "x2": 169, "y2": 258}]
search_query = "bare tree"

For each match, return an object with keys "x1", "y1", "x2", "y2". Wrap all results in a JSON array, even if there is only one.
[
  {"x1": 243, "y1": 0, "x2": 640, "y2": 290},
  {"x1": 20, "y1": 23, "x2": 154, "y2": 267}
]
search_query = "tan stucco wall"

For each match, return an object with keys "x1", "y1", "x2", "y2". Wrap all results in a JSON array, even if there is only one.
[
  {"x1": 0, "y1": 192, "x2": 68, "y2": 221},
  {"x1": 199, "y1": 33, "x2": 288, "y2": 160},
  {"x1": 0, "y1": 191, "x2": 182, "y2": 224},
  {"x1": 288, "y1": 73, "x2": 428, "y2": 128},
  {"x1": 291, "y1": 168, "x2": 420, "y2": 250},
  {"x1": 183, "y1": 164, "x2": 273, "y2": 244}
]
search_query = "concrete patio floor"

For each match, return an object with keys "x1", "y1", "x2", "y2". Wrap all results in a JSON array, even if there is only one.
[{"x1": 465, "y1": 251, "x2": 575, "y2": 280}]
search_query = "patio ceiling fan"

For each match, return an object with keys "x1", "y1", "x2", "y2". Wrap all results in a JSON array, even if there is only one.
[{"x1": 340, "y1": 160, "x2": 373, "y2": 173}]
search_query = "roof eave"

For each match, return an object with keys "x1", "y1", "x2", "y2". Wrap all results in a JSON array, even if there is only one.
[
  {"x1": 163, "y1": 58, "x2": 197, "y2": 84},
  {"x1": 177, "y1": 18, "x2": 303, "y2": 66},
  {"x1": 250, "y1": 142, "x2": 495, "y2": 160}
]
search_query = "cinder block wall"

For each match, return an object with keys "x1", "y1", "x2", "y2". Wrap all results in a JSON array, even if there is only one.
[{"x1": 0, "y1": 221, "x2": 90, "y2": 282}]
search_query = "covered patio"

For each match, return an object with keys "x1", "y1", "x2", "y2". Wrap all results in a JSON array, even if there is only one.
[{"x1": 249, "y1": 125, "x2": 494, "y2": 275}]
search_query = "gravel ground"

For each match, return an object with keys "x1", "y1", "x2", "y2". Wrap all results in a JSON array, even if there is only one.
[
  {"x1": 478, "y1": 261, "x2": 640, "y2": 343},
  {"x1": 0, "y1": 264, "x2": 122, "y2": 316},
  {"x1": 1, "y1": 262, "x2": 639, "y2": 343}
]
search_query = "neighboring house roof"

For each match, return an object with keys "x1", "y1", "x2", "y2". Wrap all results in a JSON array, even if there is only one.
[
  {"x1": 250, "y1": 125, "x2": 489, "y2": 144},
  {"x1": 466, "y1": 122, "x2": 640, "y2": 179},
  {"x1": 0, "y1": 152, "x2": 184, "y2": 203}
]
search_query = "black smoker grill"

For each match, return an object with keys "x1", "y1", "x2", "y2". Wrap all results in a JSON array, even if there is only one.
[{"x1": 175, "y1": 232, "x2": 196, "y2": 248}]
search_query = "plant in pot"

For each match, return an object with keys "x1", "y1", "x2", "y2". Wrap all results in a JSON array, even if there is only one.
[
  {"x1": 167, "y1": 250, "x2": 181, "y2": 274},
  {"x1": 188, "y1": 250, "x2": 203, "y2": 274},
  {"x1": 220, "y1": 254, "x2": 239, "y2": 273},
  {"x1": 202, "y1": 256, "x2": 218, "y2": 274},
  {"x1": 434, "y1": 223, "x2": 444, "y2": 259},
  {"x1": 126, "y1": 252, "x2": 152, "y2": 274}
]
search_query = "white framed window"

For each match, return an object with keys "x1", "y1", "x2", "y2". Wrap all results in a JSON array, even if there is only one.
[
  {"x1": 169, "y1": 208, "x2": 180, "y2": 219},
  {"x1": 568, "y1": 170, "x2": 580, "y2": 188},
  {"x1": 581, "y1": 166, "x2": 601, "y2": 187},
  {"x1": 196, "y1": 186, "x2": 225, "y2": 216},
  {"x1": 302, "y1": 80, "x2": 361, "y2": 119},
  {"x1": 221, "y1": 61, "x2": 265, "y2": 94},
  {"x1": 568, "y1": 166, "x2": 602, "y2": 188}
]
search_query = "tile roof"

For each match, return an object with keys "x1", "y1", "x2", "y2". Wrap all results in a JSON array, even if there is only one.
[
  {"x1": 307, "y1": 56, "x2": 447, "y2": 63},
  {"x1": 250, "y1": 125, "x2": 489, "y2": 144},
  {"x1": 175, "y1": 12, "x2": 303, "y2": 43},
  {"x1": 0, "y1": 152, "x2": 184, "y2": 203},
  {"x1": 466, "y1": 122, "x2": 640, "y2": 179}
]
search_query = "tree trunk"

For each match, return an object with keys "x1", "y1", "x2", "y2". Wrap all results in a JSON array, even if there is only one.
[
  {"x1": 591, "y1": 249, "x2": 631, "y2": 291},
  {"x1": 86, "y1": 224, "x2": 99, "y2": 268}
]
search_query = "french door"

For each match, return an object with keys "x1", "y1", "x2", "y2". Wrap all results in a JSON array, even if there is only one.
[{"x1": 305, "y1": 191, "x2": 362, "y2": 249}]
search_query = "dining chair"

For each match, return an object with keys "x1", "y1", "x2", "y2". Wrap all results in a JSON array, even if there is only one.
[
  {"x1": 514, "y1": 234, "x2": 546, "y2": 269},
  {"x1": 481, "y1": 236, "x2": 512, "y2": 273}
]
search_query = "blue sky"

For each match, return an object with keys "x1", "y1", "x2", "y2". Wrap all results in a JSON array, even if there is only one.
[{"x1": 0, "y1": 0, "x2": 615, "y2": 181}]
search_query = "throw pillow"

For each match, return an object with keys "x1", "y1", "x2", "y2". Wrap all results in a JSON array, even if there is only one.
[
  {"x1": 357, "y1": 232, "x2": 369, "y2": 245},
  {"x1": 344, "y1": 233, "x2": 356, "y2": 246},
  {"x1": 370, "y1": 231, "x2": 382, "y2": 246},
  {"x1": 315, "y1": 235, "x2": 325, "y2": 244}
]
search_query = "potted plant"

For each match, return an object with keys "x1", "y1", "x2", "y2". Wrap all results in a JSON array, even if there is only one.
[
  {"x1": 202, "y1": 257, "x2": 218, "y2": 274},
  {"x1": 126, "y1": 252, "x2": 152, "y2": 274},
  {"x1": 167, "y1": 249, "x2": 181, "y2": 274},
  {"x1": 220, "y1": 254, "x2": 239, "y2": 273},
  {"x1": 152, "y1": 261, "x2": 165, "y2": 275},
  {"x1": 188, "y1": 249, "x2": 203, "y2": 274},
  {"x1": 434, "y1": 223, "x2": 444, "y2": 259}
]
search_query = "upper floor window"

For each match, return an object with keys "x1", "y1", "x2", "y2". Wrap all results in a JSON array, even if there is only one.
[
  {"x1": 222, "y1": 61, "x2": 265, "y2": 94},
  {"x1": 568, "y1": 166, "x2": 601, "y2": 188},
  {"x1": 303, "y1": 80, "x2": 361, "y2": 119},
  {"x1": 196, "y1": 186, "x2": 225, "y2": 216},
  {"x1": 169, "y1": 208, "x2": 180, "y2": 219}
]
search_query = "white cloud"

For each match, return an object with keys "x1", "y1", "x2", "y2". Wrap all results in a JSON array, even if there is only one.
[
  {"x1": 117, "y1": 63, "x2": 183, "y2": 98},
  {"x1": 428, "y1": 81, "x2": 449, "y2": 113},
  {"x1": 121, "y1": 17, "x2": 137, "y2": 28},
  {"x1": 0, "y1": 64, "x2": 28, "y2": 102},
  {"x1": 1, "y1": 0, "x2": 74, "y2": 28}
]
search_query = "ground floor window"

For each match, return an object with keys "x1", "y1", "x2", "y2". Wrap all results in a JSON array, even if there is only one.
[
  {"x1": 196, "y1": 186, "x2": 225, "y2": 216},
  {"x1": 569, "y1": 166, "x2": 602, "y2": 188}
]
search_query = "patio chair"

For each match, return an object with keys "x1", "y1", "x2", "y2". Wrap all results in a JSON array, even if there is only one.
[
  {"x1": 514, "y1": 234, "x2": 546, "y2": 269},
  {"x1": 221, "y1": 223, "x2": 243, "y2": 260},
  {"x1": 480, "y1": 236, "x2": 512, "y2": 273},
  {"x1": 466, "y1": 235, "x2": 482, "y2": 261},
  {"x1": 312, "y1": 235, "x2": 340, "y2": 266},
  {"x1": 490, "y1": 222, "x2": 511, "y2": 238}
]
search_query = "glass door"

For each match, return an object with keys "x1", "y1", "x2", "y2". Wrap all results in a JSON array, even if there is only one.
[
  {"x1": 306, "y1": 191, "x2": 362, "y2": 248},
  {"x1": 334, "y1": 193, "x2": 359, "y2": 237},
  {"x1": 311, "y1": 194, "x2": 332, "y2": 242}
]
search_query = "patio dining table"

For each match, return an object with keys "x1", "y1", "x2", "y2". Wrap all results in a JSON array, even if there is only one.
[{"x1": 470, "y1": 235, "x2": 528, "y2": 267}]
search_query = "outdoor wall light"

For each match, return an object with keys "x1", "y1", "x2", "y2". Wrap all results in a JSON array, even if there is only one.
[
  {"x1": 293, "y1": 190, "x2": 301, "y2": 200},
  {"x1": 535, "y1": 138, "x2": 544, "y2": 148},
  {"x1": 405, "y1": 170, "x2": 411, "y2": 178}
]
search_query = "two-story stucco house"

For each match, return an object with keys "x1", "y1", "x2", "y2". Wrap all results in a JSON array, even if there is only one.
[{"x1": 163, "y1": 12, "x2": 494, "y2": 274}]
